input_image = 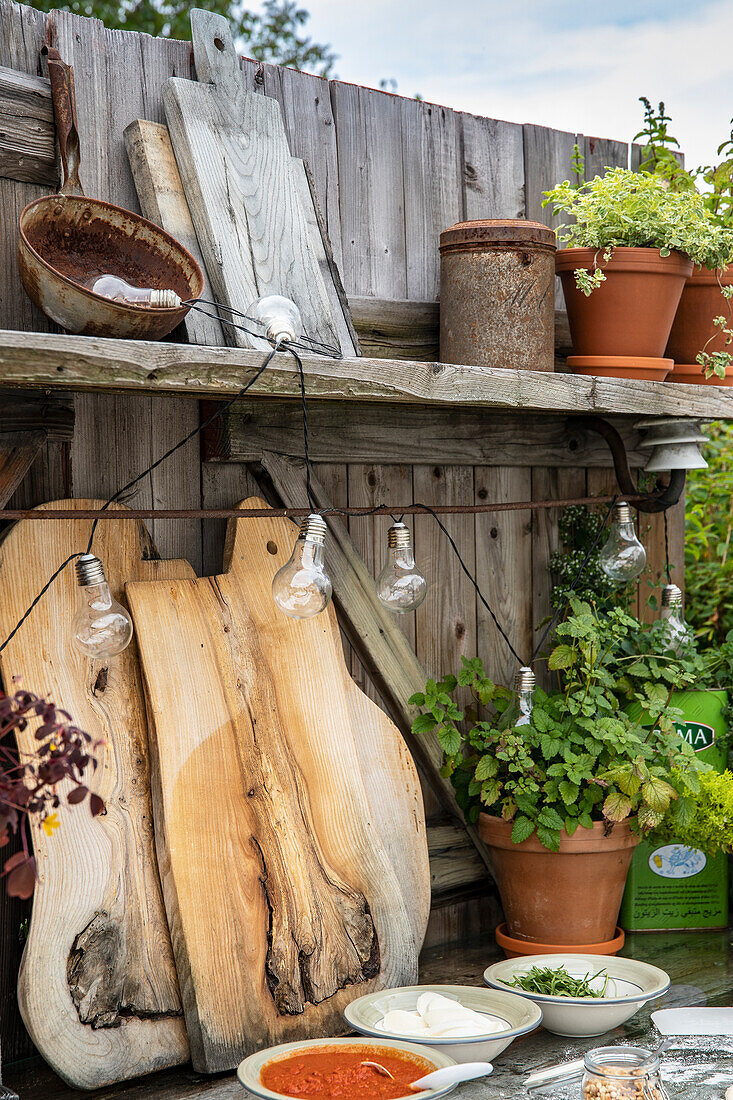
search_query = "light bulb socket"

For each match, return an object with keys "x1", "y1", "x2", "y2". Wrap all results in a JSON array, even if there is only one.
[
  {"x1": 298, "y1": 513, "x2": 327, "y2": 544},
  {"x1": 612, "y1": 502, "x2": 633, "y2": 525},
  {"x1": 149, "y1": 289, "x2": 182, "y2": 308},
  {"x1": 387, "y1": 522, "x2": 412, "y2": 549},
  {"x1": 661, "y1": 583, "x2": 683, "y2": 608},
  {"x1": 513, "y1": 666, "x2": 536, "y2": 692},
  {"x1": 75, "y1": 553, "x2": 107, "y2": 587}
]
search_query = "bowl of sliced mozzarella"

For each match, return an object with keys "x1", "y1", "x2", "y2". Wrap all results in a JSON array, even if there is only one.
[{"x1": 343, "y1": 986, "x2": 541, "y2": 1063}]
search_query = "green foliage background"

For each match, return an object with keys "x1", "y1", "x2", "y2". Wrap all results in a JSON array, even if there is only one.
[{"x1": 685, "y1": 421, "x2": 733, "y2": 645}]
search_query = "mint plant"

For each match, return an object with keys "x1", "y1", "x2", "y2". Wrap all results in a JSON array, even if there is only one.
[{"x1": 410, "y1": 598, "x2": 706, "y2": 852}]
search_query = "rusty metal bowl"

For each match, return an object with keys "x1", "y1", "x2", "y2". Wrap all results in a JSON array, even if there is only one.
[{"x1": 17, "y1": 48, "x2": 203, "y2": 340}]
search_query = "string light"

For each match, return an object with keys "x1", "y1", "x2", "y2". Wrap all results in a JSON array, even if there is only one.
[
  {"x1": 599, "y1": 501, "x2": 647, "y2": 583},
  {"x1": 376, "y1": 522, "x2": 427, "y2": 614},
  {"x1": 504, "y1": 666, "x2": 536, "y2": 728},
  {"x1": 83, "y1": 274, "x2": 181, "y2": 308},
  {"x1": 71, "y1": 554, "x2": 133, "y2": 658},
  {"x1": 245, "y1": 295, "x2": 303, "y2": 351},
  {"x1": 272, "y1": 514, "x2": 332, "y2": 619},
  {"x1": 658, "y1": 584, "x2": 693, "y2": 655}
]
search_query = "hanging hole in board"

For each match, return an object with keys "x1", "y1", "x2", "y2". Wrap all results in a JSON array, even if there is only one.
[
  {"x1": 266, "y1": 540, "x2": 278, "y2": 555},
  {"x1": 214, "y1": 36, "x2": 225, "y2": 51}
]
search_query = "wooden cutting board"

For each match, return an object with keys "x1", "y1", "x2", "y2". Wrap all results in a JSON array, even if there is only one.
[
  {"x1": 126, "y1": 498, "x2": 430, "y2": 1073},
  {"x1": 0, "y1": 501, "x2": 191, "y2": 1090},
  {"x1": 163, "y1": 9, "x2": 357, "y2": 357}
]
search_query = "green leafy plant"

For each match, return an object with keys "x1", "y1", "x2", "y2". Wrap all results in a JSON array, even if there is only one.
[
  {"x1": 508, "y1": 964, "x2": 611, "y2": 998},
  {"x1": 634, "y1": 98, "x2": 695, "y2": 193},
  {"x1": 650, "y1": 769, "x2": 733, "y2": 856},
  {"x1": 410, "y1": 599, "x2": 706, "y2": 852},
  {"x1": 550, "y1": 505, "x2": 634, "y2": 611},
  {"x1": 543, "y1": 168, "x2": 733, "y2": 298},
  {"x1": 685, "y1": 421, "x2": 733, "y2": 644}
]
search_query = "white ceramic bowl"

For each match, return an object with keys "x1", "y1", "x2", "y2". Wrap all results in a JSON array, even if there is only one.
[
  {"x1": 483, "y1": 953, "x2": 670, "y2": 1038},
  {"x1": 237, "y1": 1036, "x2": 458, "y2": 1099},
  {"x1": 343, "y1": 983, "x2": 541, "y2": 1063}
]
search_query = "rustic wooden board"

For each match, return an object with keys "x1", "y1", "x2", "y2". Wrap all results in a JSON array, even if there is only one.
[
  {"x1": 201, "y1": 401, "x2": 647, "y2": 468},
  {"x1": 461, "y1": 113, "x2": 524, "y2": 220},
  {"x1": 51, "y1": 9, "x2": 203, "y2": 572},
  {"x1": 126, "y1": 498, "x2": 429, "y2": 1072},
  {"x1": 2, "y1": 329, "x2": 732, "y2": 418},
  {"x1": 124, "y1": 119, "x2": 224, "y2": 348},
  {"x1": 163, "y1": 10, "x2": 353, "y2": 356},
  {"x1": 0, "y1": 65, "x2": 57, "y2": 187},
  {"x1": 0, "y1": 500, "x2": 191, "y2": 1089}
]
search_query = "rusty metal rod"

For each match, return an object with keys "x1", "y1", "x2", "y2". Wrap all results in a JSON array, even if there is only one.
[{"x1": 0, "y1": 494, "x2": 652, "y2": 521}]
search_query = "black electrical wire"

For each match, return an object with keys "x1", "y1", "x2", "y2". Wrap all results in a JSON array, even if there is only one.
[{"x1": 663, "y1": 508, "x2": 672, "y2": 585}]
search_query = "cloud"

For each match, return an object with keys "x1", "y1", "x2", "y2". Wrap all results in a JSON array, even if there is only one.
[{"x1": 302, "y1": 0, "x2": 733, "y2": 170}]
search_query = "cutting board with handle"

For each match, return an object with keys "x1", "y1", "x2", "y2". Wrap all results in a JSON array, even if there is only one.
[
  {"x1": 0, "y1": 501, "x2": 192, "y2": 1090},
  {"x1": 163, "y1": 9, "x2": 357, "y2": 357},
  {"x1": 126, "y1": 498, "x2": 430, "y2": 1073}
]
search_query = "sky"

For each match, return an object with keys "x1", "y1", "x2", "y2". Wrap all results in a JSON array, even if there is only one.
[{"x1": 300, "y1": 0, "x2": 733, "y2": 173}]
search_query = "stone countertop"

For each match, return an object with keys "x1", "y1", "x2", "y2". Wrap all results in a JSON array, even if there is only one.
[{"x1": 6, "y1": 931, "x2": 733, "y2": 1099}]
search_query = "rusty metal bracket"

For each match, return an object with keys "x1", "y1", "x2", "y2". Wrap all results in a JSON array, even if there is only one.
[{"x1": 567, "y1": 416, "x2": 686, "y2": 513}]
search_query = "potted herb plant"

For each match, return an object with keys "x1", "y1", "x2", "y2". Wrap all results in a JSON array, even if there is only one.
[
  {"x1": 410, "y1": 598, "x2": 707, "y2": 956},
  {"x1": 543, "y1": 167, "x2": 733, "y2": 380},
  {"x1": 633, "y1": 99, "x2": 733, "y2": 385}
]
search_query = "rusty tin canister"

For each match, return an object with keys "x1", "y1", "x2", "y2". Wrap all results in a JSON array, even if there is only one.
[{"x1": 439, "y1": 219, "x2": 556, "y2": 370}]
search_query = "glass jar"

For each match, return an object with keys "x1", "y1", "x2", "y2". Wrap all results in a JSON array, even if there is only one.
[{"x1": 582, "y1": 1046, "x2": 669, "y2": 1100}]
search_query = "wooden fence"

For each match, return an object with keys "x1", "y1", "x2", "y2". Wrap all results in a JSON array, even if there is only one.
[{"x1": 0, "y1": 0, "x2": 686, "y2": 1061}]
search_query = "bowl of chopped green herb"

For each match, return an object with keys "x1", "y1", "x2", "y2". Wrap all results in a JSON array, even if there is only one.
[{"x1": 483, "y1": 954, "x2": 670, "y2": 1037}]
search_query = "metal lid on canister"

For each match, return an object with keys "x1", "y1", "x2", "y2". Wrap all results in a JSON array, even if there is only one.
[{"x1": 439, "y1": 218, "x2": 556, "y2": 253}]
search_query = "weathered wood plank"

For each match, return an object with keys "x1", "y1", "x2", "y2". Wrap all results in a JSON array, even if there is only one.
[
  {"x1": 3, "y1": 330, "x2": 733, "y2": 418},
  {"x1": 400, "y1": 97, "x2": 462, "y2": 300},
  {"x1": 259, "y1": 62, "x2": 344, "y2": 273},
  {"x1": 531, "y1": 467, "x2": 587, "y2": 687},
  {"x1": 252, "y1": 451, "x2": 492, "y2": 877},
  {"x1": 475, "y1": 467, "x2": 533, "y2": 687},
  {"x1": 0, "y1": 431, "x2": 45, "y2": 506},
  {"x1": 124, "y1": 119, "x2": 224, "y2": 347},
  {"x1": 413, "y1": 464, "x2": 476, "y2": 704},
  {"x1": 461, "y1": 113, "x2": 525, "y2": 220},
  {"x1": 583, "y1": 135, "x2": 628, "y2": 179},
  {"x1": 0, "y1": 65, "x2": 57, "y2": 186},
  {"x1": 201, "y1": 401, "x2": 647, "y2": 468},
  {"x1": 330, "y1": 81, "x2": 407, "y2": 298}
]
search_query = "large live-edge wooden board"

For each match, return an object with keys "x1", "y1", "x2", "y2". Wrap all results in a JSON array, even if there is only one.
[
  {"x1": 0, "y1": 501, "x2": 192, "y2": 1090},
  {"x1": 126, "y1": 498, "x2": 429, "y2": 1073}
]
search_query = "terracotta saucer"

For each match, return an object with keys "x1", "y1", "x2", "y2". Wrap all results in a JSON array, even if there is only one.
[
  {"x1": 567, "y1": 356, "x2": 673, "y2": 381},
  {"x1": 667, "y1": 363, "x2": 733, "y2": 386},
  {"x1": 495, "y1": 922, "x2": 626, "y2": 959}
]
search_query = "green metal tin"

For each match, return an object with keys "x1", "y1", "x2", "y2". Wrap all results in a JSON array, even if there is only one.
[{"x1": 621, "y1": 688, "x2": 729, "y2": 932}]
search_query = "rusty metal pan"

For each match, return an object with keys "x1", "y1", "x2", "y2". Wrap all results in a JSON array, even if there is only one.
[{"x1": 17, "y1": 48, "x2": 203, "y2": 340}]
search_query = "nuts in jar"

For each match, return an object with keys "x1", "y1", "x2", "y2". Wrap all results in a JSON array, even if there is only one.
[{"x1": 582, "y1": 1046, "x2": 669, "y2": 1100}]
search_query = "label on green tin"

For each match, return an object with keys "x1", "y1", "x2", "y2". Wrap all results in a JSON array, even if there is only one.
[
  {"x1": 648, "y1": 844, "x2": 707, "y2": 879},
  {"x1": 678, "y1": 722, "x2": 715, "y2": 751}
]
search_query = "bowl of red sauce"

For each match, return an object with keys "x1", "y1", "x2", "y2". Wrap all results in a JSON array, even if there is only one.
[{"x1": 237, "y1": 1037, "x2": 458, "y2": 1099}]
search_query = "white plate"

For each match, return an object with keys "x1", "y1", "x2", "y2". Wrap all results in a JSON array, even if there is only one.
[
  {"x1": 344, "y1": 983, "x2": 541, "y2": 1063},
  {"x1": 484, "y1": 954, "x2": 670, "y2": 1038},
  {"x1": 237, "y1": 1036, "x2": 458, "y2": 1099}
]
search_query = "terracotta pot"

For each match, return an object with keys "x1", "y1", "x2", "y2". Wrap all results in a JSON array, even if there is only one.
[
  {"x1": 556, "y1": 247, "x2": 693, "y2": 358},
  {"x1": 494, "y1": 922, "x2": 625, "y2": 959},
  {"x1": 478, "y1": 814, "x2": 639, "y2": 946},
  {"x1": 667, "y1": 361, "x2": 733, "y2": 386},
  {"x1": 567, "y1": 355, "x2": 672, "y2": 382},
  {"x1": 666, "y1": 265, "x2": 733, "y2": 371}
]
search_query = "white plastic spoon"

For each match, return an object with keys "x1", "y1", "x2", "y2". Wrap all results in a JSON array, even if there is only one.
[{"x1": 409, "y1": 1061, "x2": 494, "y2": 1091}]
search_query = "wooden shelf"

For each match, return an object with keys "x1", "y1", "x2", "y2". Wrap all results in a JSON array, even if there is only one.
[{"x1": 0, "y1": 329, "x2": 731, "y2": 418}]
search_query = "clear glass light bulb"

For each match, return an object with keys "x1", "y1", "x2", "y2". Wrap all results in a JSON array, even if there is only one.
[
  {"x1": 246, "y1": 294, "x2": 303, "y2": 349},
  {"x1": 376, "y1": 522, "x2": 427, "y2": 613},
  {"x1": 659, "y1": 584, "x2": 693, "y2": 655},
  {"x1": 599, "y1": 502, "x2": 647, "y2": 583},
  {"x1": 71, "y1": 554, "x2": 134, "y2": 658},
  {"x1": 503, "y1": 666, "x2": 535, "y2": 729},
  {"x1": 84, "y1": 274, "x2": 181, "y2": 308},
  {"x1": 272, "y1": 514, "x2": 332, "y2": 619}
]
